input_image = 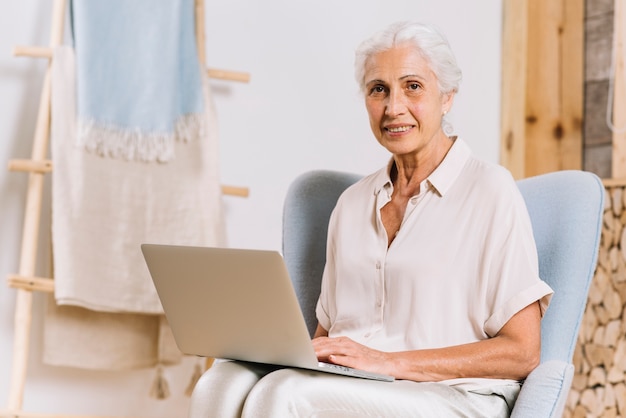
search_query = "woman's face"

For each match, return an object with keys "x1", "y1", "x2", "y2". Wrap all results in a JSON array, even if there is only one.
[{"x1": 363, "y1": 44, "x2": 454, "y2": 158}]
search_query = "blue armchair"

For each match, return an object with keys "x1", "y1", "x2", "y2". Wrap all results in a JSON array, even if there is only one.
[
  {"x1": 188, "y1": 169, "x2": 603, "y2": 417},
  {"x1": 281, "y1": 169, "x2": 604, "y2": 418}
]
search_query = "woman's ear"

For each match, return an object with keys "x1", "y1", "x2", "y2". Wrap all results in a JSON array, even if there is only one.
[{"x1": 442, "y1": 91, "x2": 456, "y2": 115}]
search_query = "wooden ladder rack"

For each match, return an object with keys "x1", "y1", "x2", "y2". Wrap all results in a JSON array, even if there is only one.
[{"x1": 3, "y1": 0, "x2": 248, "y2": 416}]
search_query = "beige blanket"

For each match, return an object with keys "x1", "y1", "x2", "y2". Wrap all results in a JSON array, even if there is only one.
[{"x1": 46, "y1": 46, "x2": 225, "y2": 369}]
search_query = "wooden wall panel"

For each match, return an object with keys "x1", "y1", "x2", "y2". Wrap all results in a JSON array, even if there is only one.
[
  {"x1": 612, "y1": 0, "x2": 626, "y2": 178},
  {"x1": 500, "y1": 0, "x2": 528, "y2": 178},
  {"x1": 500, "y1": 0, "x2": 584, "y2": 179}
]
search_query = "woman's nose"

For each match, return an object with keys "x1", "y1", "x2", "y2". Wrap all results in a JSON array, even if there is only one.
[{"x1": 385, "y1": 90, "x2": 406, "y2": 117}]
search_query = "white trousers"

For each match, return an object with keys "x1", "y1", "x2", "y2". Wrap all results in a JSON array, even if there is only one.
[{"x1": 188, "y1": 361, "x2": 520, "y2": 418}]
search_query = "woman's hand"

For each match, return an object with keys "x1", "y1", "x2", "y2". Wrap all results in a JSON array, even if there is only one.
[
  {"x1": 310, "y1": 301, "x2": 541, "y2": 382},
  {"x1": 312, "y1": 335, "x2": 393, "y2": 377}
]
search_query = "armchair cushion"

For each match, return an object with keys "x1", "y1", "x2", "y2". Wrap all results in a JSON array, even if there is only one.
[{"x1": 510, "y1": 360, "x2": 574, "y2": 418}]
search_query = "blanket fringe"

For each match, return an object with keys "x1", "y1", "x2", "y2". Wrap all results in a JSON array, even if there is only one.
[
  {"x1": 149, "y1": 365, "x2": 171, "y2": 400},
  {"x1": 184, "y1": 358, "x2": 204, "y2": 397},
  {"x1": 77, "y1": 112, "x2": 205, "y2": 163}
]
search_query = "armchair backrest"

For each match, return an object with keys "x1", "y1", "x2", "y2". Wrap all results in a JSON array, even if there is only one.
[
  {"x1": 282, "y1": 170, "x2": 363, "y2": 337},
  {"x1": 282, "y1": 169, "x2": 604, "y2": 365},
  {"x1": 516, "y1": 170, "x2": 604, "y2": 363},
  {"x1": 282, "y1": 169, "x2": 603, "y2": 417}
]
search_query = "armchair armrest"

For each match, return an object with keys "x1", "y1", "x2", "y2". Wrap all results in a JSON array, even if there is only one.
[{"x1": 511, "y1": 360, "x2": 574, "y2": 418}]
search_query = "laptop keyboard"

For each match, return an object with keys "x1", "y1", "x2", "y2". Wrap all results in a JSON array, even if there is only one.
[{"x1": 320, "y1": 362, "x2": 352, "y2": 372}]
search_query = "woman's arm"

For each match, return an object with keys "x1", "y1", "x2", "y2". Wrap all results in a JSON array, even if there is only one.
[
  {"x1": 313, "y1": 324, "x2": 329, "y2": 339},
  {"x1": 312, "y1": 301, "x2": 541, "y2": 382}
]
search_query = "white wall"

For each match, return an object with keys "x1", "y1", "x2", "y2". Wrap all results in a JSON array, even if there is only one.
[
  {"x1": 0, "y1": 1, "x2": 502, "y2": 416},
  {"x1": 211, "y1": 0, "x2": 504, "y2": 250}
]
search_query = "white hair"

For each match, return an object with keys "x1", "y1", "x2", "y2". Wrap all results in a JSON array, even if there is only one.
[{"x1": 354, "y1": 21, "x2": 462, "y2": 96}]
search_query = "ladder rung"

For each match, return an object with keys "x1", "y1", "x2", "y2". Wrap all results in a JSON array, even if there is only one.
[
  {"x1": 6, "y1": 159, "x2": 249, "y2": 196},
  {"x1": 7, "y1": 159, "x2": 53, "y2": 173},
  {"x1": 7, "y1": 274, "x2": 54, "y2": 293},
  {"x1": 14, "y1": 45, "x2": 250, "y2": 83},
  {"x1": 12, "y1": 45, "x2": 53, "y2": 59},
  {"x1": 207, "y1": 68, "x2": 250, "y2": 83},
  {"x1": 0, "y1": 409, "x2": 132, "y2": 418},
  {"x1": 221, "y1": 185, "x2": 250, "y2": 197}
]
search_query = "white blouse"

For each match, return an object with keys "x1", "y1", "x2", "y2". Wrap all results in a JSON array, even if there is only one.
[{"x1": 316, "y1": 138, "x2": 553, "y2": 366}]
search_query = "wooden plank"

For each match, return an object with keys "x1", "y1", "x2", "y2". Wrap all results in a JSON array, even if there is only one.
[
  {"x1": 7, "y1": 275, "x2": 54, "y2": 293},
  {"x1": 7, "y1": 0, "x2": 67, "y2": 410},
  {"x1": 195, "y1": 0, "x2": 216, "y2": 374},
  {"x1": 7, "y1": 159, "x2": 53, "y2": 173},
  {"x1": 206, "y1": 68, "x2": 250, "y2": 83},
  {"x1": 603, "y1": 177, "x2": 626, "y2": 187},
  {"x1": 611, "y1": 0, "x2": 626, "y2": 177},
  {"x1": 500, "y1": 0, "x2": 528, "y2": 179},
  {"x1": 12, "y1": 46, "x2": 52, "y2": 58},
  {"x1": 525, "y1": 0, "x2": 584, "y2": 176},
  {"x1": 195, "y1": 0, "x2": 206, "y2": 68},
  {"x1": 500, "y1": 0, "x2": 584, "y2": 178},
  {"x1": 558, "y1": 0, "x2": 585, "y2": 171},
  {"x1": 221, "y1": 185, "x2": 249, "y2": 197}
]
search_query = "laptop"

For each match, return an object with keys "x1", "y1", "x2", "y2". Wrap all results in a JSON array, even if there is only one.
[{"x1": 141, "y1": 244, "x2": 394, "y2": 382}]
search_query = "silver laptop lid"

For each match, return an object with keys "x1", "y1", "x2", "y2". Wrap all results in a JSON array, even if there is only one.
[{"x1": 141, "y1": 244, "x2": 319, "y2": 369}]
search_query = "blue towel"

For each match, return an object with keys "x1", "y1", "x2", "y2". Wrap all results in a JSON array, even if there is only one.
[{"x1": 72, "y1": 0, "x2": 204, "y2": 162}]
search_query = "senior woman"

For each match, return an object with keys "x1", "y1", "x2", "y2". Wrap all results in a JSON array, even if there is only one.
[{"x1": 191, "y1": 21, "x2": 553, "y2": 417}]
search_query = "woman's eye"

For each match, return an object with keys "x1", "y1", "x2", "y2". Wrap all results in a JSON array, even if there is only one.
[
  {"x1": 369, "y1": 85, "x2": 386, "y2": 95},
  {"x1": 408, "y1": 83, "x2": 421, "y2": 91}
]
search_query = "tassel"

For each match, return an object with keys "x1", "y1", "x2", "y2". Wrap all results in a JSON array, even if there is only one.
[
  {"x1": 185, "y1": 359, "x2": 204, "y2": 396},
  {"x1": 149, "y1": 365, "x2": 171, "y2": 400}
]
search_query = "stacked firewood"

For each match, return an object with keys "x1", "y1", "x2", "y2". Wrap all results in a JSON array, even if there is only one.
[{"x1": 565, "y1": 184, "x2": 626, "y2": 417}]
